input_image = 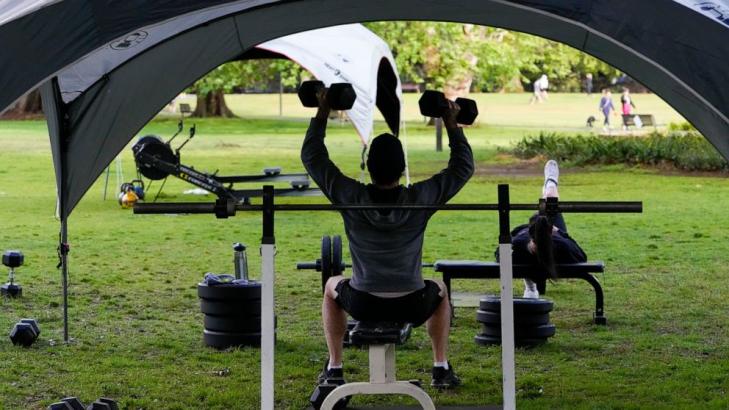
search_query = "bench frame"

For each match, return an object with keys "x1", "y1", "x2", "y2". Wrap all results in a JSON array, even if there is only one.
[
  {"x1": 321, "y1": 324, "x2": 435, "y2": 410},
  {"x1": 622, "y1": 113, "x2": 656, "y2": 130},
  {"x1": 434, "y1": 261, "x2": 607, "y2": 325}
]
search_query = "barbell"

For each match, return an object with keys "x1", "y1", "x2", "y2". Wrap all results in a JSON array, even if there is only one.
[{"x1": 134, "y1": 198, "x2": 642, "y2": 217}]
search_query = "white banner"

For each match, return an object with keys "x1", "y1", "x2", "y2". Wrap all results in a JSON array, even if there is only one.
[{"x1": 258, "y1": 24, "x2": 402, "y2": 144}]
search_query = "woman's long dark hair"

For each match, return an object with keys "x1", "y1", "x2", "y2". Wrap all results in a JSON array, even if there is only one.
[{"x1": 528, "y1": 215, "x2": 557, "y2": 279}]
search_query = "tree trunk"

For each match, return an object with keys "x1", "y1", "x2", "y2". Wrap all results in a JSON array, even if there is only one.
[
  {"x1": 191, "y1": 90, "x2": 236, "y2": 118},
  {"x1": 1, "y1": 89, "x2": 43, "y2": 119}
]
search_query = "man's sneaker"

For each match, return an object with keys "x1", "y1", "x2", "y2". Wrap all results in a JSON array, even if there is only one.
[
  {"x1": 523, "y1": 279, "x2": 540, "y2": 299},
  {"x1": 543, "y1": 159, "x2": 559, "y2": 198},
  {"x1": 523, "y1": 288, "x2": 540, "y2": 299},
  {"x1": 431, "y1": 363, "x2": 461, "y2": 389},
  {"x1": 317, "y1": 362, "x2": 345, "y2": 385}
]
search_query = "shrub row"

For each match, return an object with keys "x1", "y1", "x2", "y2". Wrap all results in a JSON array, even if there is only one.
[{"x1": 510, "y1": 131, "x2": 728, "y2": 172}]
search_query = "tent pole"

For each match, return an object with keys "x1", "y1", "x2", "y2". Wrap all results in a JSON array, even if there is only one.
[
  {"x1": 60, "y1": 217, "x2": 70, "y2": 342},
  {"x1": 497, "y1": 184, "x2": 516, "y2": 410}
]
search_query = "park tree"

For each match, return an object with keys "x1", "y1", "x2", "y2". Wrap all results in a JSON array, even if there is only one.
[
  {"x1": 190, "y1": 58, "x2": 306, "y2": 117},
  {"x1": 0, "y1": 89, "x2": 42, "y2": 119},
  {"x1": 365, "y1": 21, "x2": 622, "y2": 94}
]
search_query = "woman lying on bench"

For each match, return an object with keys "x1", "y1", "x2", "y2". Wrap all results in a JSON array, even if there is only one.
[{"x1": 499, "y1": 160, "x2": 587, "y2": 298}]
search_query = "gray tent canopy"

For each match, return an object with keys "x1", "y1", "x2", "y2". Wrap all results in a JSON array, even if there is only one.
[
  {"x1": 0, "y1": 0, "x2": 727, "y2": 219},
  {"x1": 2, "y1": 0, "x2": 729, "y2": 346}
]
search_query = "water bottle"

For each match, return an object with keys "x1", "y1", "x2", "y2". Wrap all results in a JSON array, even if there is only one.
[{"x1": 233, "y1": 243, "x2": 248, "y2": 281}]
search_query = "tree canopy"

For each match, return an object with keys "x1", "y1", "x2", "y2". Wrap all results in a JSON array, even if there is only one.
[{"x1": 188, "y1": 22, "x2": 623, "y2": 115}]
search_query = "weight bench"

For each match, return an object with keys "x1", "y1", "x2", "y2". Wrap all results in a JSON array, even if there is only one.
[
  {"x1": 320, "y1": 322, "x2": 435, "y2": 410},
  {"x1": 433, "y1": 260, "x2": 607, "y2": 325}
]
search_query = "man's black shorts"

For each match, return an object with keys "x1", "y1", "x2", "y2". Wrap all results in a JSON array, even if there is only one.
[{"x1": 334, "y1": 279, "x2": 443, "y2": 327}]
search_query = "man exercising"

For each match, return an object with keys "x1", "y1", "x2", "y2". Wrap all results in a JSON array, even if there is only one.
[{"x1": 301, "y1": 89, "x2": 474, "y2": 389}]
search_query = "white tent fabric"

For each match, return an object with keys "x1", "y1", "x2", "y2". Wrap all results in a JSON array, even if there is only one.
[
  {"x1": 256, "y1": 24, "x2": 402, "y2": 144},
  {"x1": 674, "y1": 0, "x2": 729, "y2": 25},
  {"x1": 0, "y1": 0, "x2": 60, "y2": 25}
]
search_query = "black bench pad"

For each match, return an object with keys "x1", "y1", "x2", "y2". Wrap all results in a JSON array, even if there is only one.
[
  {"x1": 349, "y1": 322, "x2": 412, "y2": 345},
  {"x1": 433, "y1": 260, "x2": 604, "y2": 276},
  {"x1": 432, "y1": 260, "x2": 607, "y2": 325}
]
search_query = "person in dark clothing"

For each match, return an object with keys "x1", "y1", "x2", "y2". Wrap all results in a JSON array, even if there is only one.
[
  {"x1": 301, "y1": 88, "x2": 474, "y2": 389},
  {"x1": 498, "y1": 160, "x2": 587, "y2": 298}
]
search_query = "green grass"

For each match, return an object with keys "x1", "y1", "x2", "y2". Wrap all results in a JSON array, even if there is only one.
[{"x1": 1, "y1": 93, "x2": 728, "y2": 409}]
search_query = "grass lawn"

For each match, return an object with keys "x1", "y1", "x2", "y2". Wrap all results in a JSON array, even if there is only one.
[{"x1": 1, "y1": 93, "x2": 728, "y2": 409}]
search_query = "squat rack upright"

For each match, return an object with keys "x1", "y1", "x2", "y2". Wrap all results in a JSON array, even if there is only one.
[{"x1": 134, "y1": 184, "x2": 642, "y2": 410}]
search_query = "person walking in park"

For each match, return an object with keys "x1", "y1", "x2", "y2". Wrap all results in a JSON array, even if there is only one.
[
  {"x1": 584, "y1": 73, "x2": 593, "y2": 96},
  {"x1": 599, "y1": 89, "x2": 616, "y2": 132},
  {"x1": 530, "y1": 74, "x2": 549, "y2": 104},
  {"x1": 620, "y1": 88, "x2": 637, "y2": 130}
]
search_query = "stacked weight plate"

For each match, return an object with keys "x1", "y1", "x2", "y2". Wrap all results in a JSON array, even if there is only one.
[
  {"x1": 198, "y1": 281, "x2": 274, "y2": 348},
  {"x1": 475, "y1": 296, "x2": 556, "y2": 347}
]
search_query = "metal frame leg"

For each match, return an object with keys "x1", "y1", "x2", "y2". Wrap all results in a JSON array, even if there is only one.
[{"x1": 261, "y1": 243, "x2": 276, "y2": 410}]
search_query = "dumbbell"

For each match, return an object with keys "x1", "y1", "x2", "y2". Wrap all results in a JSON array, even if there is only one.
[
  {"x1": 1, "y1": 250, "x2": 23, "y2": 297},
  {"x1": 298, "y1": 81, "x2": 357, "y2": 110},
  {"x1": 418, "y1": 90, "x2": 479, "y2": 125},
  {"x1": 48, "y1": 397, "x2": 85, "y2": 410},
  {"x1": 48, "y1": 397, "x2": 118, "y2": 410},
  {"x1": 310, "y1": 382, "x2": 349, "y2": 410},
  {"x1": 9, "y1": 318, "x2": 40, "y2": 347},
  {"x1": 87, "y1": 398, "x2": 119, "y2": 410}
]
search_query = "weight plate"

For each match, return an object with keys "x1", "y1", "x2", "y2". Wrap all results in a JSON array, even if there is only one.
[
  {"x1": 203, "y1": 329, "x2": 273, "y2": 349},
  {"x1": 479, "y1": 297, "x2": 554, "y2": 314},
  {"x1": 197, "y1": 281, "x2": 261, "y2": 300},
  {"x1": 200, "y1": 298, "x2": 261, "y2": 316},
  {"x1": 475, "y1": 310, "x2": 550, "y2": 326},
  {"x1": 480, "y1": 323, "x2": 556, "y2": 339},
  {"x1": 203, "y1": 314, "x2": 277, "y2": 333},
  {"x1": 474, "y1": 334, "x2": 548, "y2": 348},
  {"x1": 320, "y1": 235, "x2": 332, "y2": 287},
  {"x1": 332, "y1": 235, "x2": 343, "y2": 275},
  {"x1": 204, "y1": 315, "x2": 261, "y2": 332}
]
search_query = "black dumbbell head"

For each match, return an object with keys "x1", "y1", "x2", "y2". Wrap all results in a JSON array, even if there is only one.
[
  {"x1": 2, "y1": 250, "x2": 23, "y2": 268},
  {"x1": 418, "y1": 90, "x2": 449, "y2": 118},
  {"x1": 9, "y1": 322, "x2": 38, "y2": 347},
  {"x1": 455, "y1": 97, "x2": 479, "y2": 125},
  {"x1": 298, "y1": 80, "x2": 325, "y2": 107},
  {"x1": 97, "y1": 398, "x2": 119, "y2": 410},
  {"x1": 1, "y1": 283, "x2": 22, "y2": 297},
  {"x1": 48, "y1": 403, "x2": 73, "y2": 410},
  {"x1": 327, "y1": 83, "x2": 356, "y2": 110},
  {"x1": 20, "y1": 319, "x2": 40, "y2": 336},
  {"x1": 86, "y1": 401, "x2": 111, "y2": 410},
  {"x1": 61, "y1": 397, "x2": 85, "y2": 410},
  {"x1": 232, "y1": 242, "x2": 246, "y2": 252}
]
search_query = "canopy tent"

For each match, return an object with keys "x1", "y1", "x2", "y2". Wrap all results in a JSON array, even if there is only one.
[
  {"x1": 252, "y1": 24, "x2": 402, "y2": 144},
  {"x1": 1, "y1": 0, "x2": 728, "y2": 219},
  {"x1": 1, "y1": 0, "x2": 729, "y2": 407}
]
